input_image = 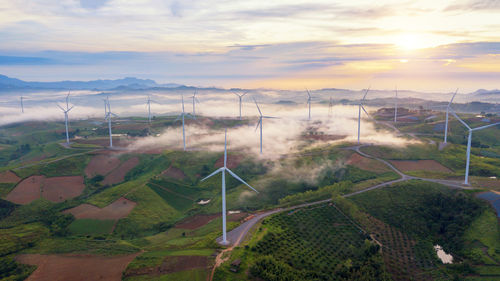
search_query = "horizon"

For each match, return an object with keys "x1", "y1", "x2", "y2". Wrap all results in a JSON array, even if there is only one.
[{"x1": 0, "y1": 1, "x2": 499, "y2": 92}]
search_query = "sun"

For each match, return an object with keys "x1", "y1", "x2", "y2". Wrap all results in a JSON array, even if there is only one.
[{"x1": 395, "y1": 34, "x2": 429, "y2": 50}]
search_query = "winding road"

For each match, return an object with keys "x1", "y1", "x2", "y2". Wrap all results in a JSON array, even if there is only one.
[{"x1": 209, "y1": 143, "x2": 472, "y2": 280}]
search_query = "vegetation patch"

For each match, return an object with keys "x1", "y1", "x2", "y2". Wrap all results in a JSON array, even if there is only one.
[{"x1": 68, "y1": 219, "x2": 116, "y2": 235}]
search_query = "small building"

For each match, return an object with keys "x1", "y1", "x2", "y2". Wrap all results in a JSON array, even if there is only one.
[{"x1": 230, "y1": 259, "x2": 241, "y2": 273}]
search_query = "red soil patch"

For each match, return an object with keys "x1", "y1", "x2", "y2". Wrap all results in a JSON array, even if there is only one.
[
  {"x1": 346, "y1": 153, "x2": 390, "y2": 173},
  {"x1": 85, "y1": 154, "x2": 121, "y2": 178},
  {"x1": 0, "y1": 170, "x2": 21, "y2": 183},
  {"x1": 5, "y1": 175, "x2": 44, "y2": 205},
  {"x1": 63, "y1": 197, "x2": 136, "y2": 220},
  {"x1": 302, "y1": 134, "x2": 346, "y2": 141},
  {"x1": 175, "y1": 214, "x2": 220, "y2": 230},
  {"x1": 214, "y1": 154, "x2": 243, "y2": 169},
  {"x1": 6, "y1": 176, "x2": 85, "y2": 204},
  {"x1": 124, "y1": 255, "x2": 209, "y2": 278},
  {"x1": 390, "y1": 159, "x2": 452, "y2": 173},
  {"x1": 41, "y1": 176, "x2": 85, "y2": 203},
  {"x1": 75, "y1": 138, "x2": 131, "y2": 147},
  {"x1": 17, "y1": 253, "x2": 139, "y2": 281},
  {"x1": 102, "y1": 157, "x2": 139, "y2": 186},
  {"x1": 161, "y1": 166, "x2": 186, "y2": 180},
  {"x1": 175, "y1": 212, "x2": 248, "y2": 230}
]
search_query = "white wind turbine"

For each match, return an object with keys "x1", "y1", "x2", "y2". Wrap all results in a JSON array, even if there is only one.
[
  {"x1": 146, "y1": 95, "x2": 159, "y2": 123},
  {"x1": 105, "y1": 98, "x2": 118, "y2": 148},
  {"x1": 175, "y1": 95, "x2": 193, "y2": 151},
  {"x1": 306, "y1": 89, "x2": 312, "y2": 121},
  {"x1": 254, "y1": 98, "x2": 277, "y2": 154},
  {"x1": 57, "y1": 92, "x2": 74, "y2": 144},
  {"x1": 103, "y1": 97, "x2": 109, "y2": 118},
  {"x1": 444, "y1": 89, "x2": 458, "y2": 144},
  {"x1": 450, "y1": 109, "x2": 500, "y2": 185},
  {"x1": 328, "y1": 96, "x2": 333, "y2": 117},
  {"x1": 191, "y1": 90, "x2": 200, "y2": 119},
  {"x1": 394, "y1": 87, "x2": 398, "y2": 123},
  {"x1": 201, "y1": 129, "x2": 259, "y2": 245},
  {"x1": 357, "y1": 87, "x2": 370, "y2": 144},
  {"x1": 233, "y1": 92, "x2": 247, "y2": 120},
  {"x1": 20, "y1": 96, "x2": 24, "y2": 113}
]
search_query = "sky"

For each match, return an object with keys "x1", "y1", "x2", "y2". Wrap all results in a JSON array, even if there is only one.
[{"x1": 0, "y1": 0, "x2": 499, "y2": 92}]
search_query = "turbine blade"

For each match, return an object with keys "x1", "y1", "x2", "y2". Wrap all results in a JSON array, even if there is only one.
[
  {"x1": 450, "y1": 109, "x2": 471, "y2": 130},
  {"x1": 253, "y1": 98, "x2": 262, "y2": 116},
  {"x1": 263, "y1": 116, "x2": 279, "y2": 119},
  {"x1": 226, "y1": 168, "x2": 259, "y2": 193},
  {"x1": 306, "y1": 88, "x2": 311, "y2": 98},
  {"x1": 472, "y1": 121, "x2": 500, "y2": 131},
  {"x1": 361, "y1": 105, "x2": 371, "y2": 118},
  {"x1": 111, "y1": 112, "x2": 118, "y2": 117},
  {"x1": 200, "y1": 168, "x2": 223, "y2": 181},
  {"x1": 67, "y1": 105, "x2": 75, "y2": 112},
  {"x1": 254, "y1": 118, "x2": 262, "y2": 132},
  {"x1": 241, "y1": 92, "x2": 248, "y2": 97},
  {"x1": 57, "y1": 104, "x2": 65, "y2": 111},
  {"x1": 448, "y1": 88, "x2": 458, "y2": 106},
  {"x1": 362, "y1": 87, "x2": 370, "y2": 101}
]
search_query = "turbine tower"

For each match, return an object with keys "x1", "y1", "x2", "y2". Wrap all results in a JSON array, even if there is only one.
[
  {"x1": 357, "y1": 87, "x2": 370, "y2": 144},
  {"x1": 105, "y1": 98, "x2": 118, "y2": 148},
  {"x1": 254, "y1": 98, "x2": 277, "y2": 154},
  {"x1": 146, "y1": 95, "x2": 159, "y2": 124},
  {"x1": 451, "y1": 109, "x2": 500, "y2": 185},
  {"x1": 175, "y1": 95, "x2": 193, "y2": 151},
  {"x1": 444, "y1": 89, "x2": 458, "y2": 144},
  {"x1": 191, "y1": 90, "x2": 200, "y2": 119},
  {"x1": 201, "y1": 129, "x2": 259, "y2": 245},
  {"x1": 233, "y1": 92, "x2": 247, "y2": 120},
  {"x1": 20, "y1": 96, "x2": 24, "y2": 113},
  {"x1": 57, "y1": 92, "x2": 74, "y2": 144},
  {"x1": 394, "y1": 87, "x2": 398, "y2": 123},
  {"x1": 306, "y1": 89, "x2": 312, "y2": 121}
]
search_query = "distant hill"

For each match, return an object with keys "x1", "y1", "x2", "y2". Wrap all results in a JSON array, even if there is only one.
[{"x1": 0, "y1": 74, "x2": 184, "y2": 90}]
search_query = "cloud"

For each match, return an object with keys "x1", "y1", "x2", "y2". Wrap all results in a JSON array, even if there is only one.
[
  {"x1": 445, "y1": 0, "x2": 500, "y2": 11},
  {"x1": 0, "y1": 56, "x2": 56, "y2": 65},
  {"x1": 80, "y1": 0, "x2": 111, "y2": 10}
]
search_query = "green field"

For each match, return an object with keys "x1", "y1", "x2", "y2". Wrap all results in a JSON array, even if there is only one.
[{"x1": 68, "y1": 219, "x2": 116, "y2": 235}]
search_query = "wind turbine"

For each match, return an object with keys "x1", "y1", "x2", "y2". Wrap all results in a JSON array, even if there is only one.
[
  {"x1": 328, "y1": 96, "x2": 334, "y2": 117},
  {"x1": 191, "y1": 90, "x2": 200, "y2": 119},
  {"x1": 146, "y1": 95, "x2": 159, "y2": 123},
  {"x1": 394, "y1": 87, "x2": 398, "y2": 123},
  {"x1": 105, "y1": 98, "x2": 118, "y2": 148},
  {"x1": 103, "y1": 97, "x2": 109, "y2": 118},
  {"x1": 57, "y1": 92, "x2": 74, "y2": 144},
  {"x1": 450, "y1": 109, "x2": 500, "y2": 185},
  {"x1": 175, "y1": 95, "x2": 193, "y2": 151},
  {"x1": 254, "y1": 98, "x2": 277, "y2": 154},
  {"x1": 357, "y1": 87, "x2": 370, "y2": 144},
  {"x1": 20, "y1": 96, "x2": 24, "y2": 113},
  {"x1": 201, "y1": 129, "x2": 259, "y2": 245},
  {"x1": 233, "y1": 92, "x2": 247, "y2": 120},
  {"x1": 306, "y1": 89, "x2": 312, "y2": 121},
  {"x1": 444, "y1": 89, "x2": 458, "y2": 144}
]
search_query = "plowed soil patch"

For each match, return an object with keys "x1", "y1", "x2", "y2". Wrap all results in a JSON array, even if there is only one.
[
  {"x1": 302, "y1": 134, "x2": 346, "y2": 141},
  {"x1": 175, "y1": 212, "x2": 247, "y2": 230},
  {"x1": 215, "y1": 154, "x2": 243, "y2": 169},
  {"x1": 17, "y1": 253, "x2": 139, "y2": 281},
  {"x1": 6, "y1": 175, "x2": 85, "y2": 204},
  {"x1": 346, "y1": 153, "x2": 390, "y2": 173},
  {"x1": 0, "y1": 170, "x2": 21, "y2": 183},
  {"x1": 64, "y1": 197, "x2": 136, "y2": 220},
  {"x1": 85, "y1": 154, "x2": 121, "y2": 177},
  {"x1": 102, "y1": 157, "x2": 139, "y2": 186},
  {"x1": 161, "y1": 166, "x2": 186, "y2": 180},
  {"x1": 42, "y1": 176, "x2": 85, "y2": 203},
  {"x1": 5, "y1": 175, "x2": 44, "y2": 204},
  {"x1": 124, "y1": 255, "x2": 209, "y2": 278},
  {"x1": 75, "y1": 138, "x2": 131, "y2": 147},
  {"x1": 389, "y1": 160, "x2": 452, "y2": 173},
  {"x1": 175, "y1": 214, "x2": 220, "y2": 230}
]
